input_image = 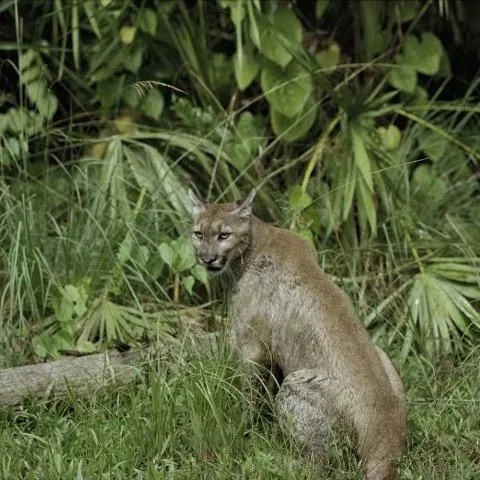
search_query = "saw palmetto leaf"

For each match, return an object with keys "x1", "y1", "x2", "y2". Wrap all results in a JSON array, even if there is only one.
[
  {"x1": 76, "y1": 298, "x2": 174, "y2": 345},
  {"x1": 398, "y1": 260, "x2": 480, "y2": 363}
]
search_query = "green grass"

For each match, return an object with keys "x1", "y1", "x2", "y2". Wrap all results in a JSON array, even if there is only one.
[{"x1": 1, "y1": 345, "x2": 478, "y2": 479}]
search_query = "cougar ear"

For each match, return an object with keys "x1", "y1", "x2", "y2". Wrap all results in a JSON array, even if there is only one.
[
  {"x1": 232, "y1": 188, "x2": 256, "y2": 219},
  {"x1": 188, "y1": 188, "x2": 206, "y2": 216}
]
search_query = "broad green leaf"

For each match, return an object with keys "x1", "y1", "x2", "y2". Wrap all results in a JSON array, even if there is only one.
[
  {"x1": 230, "y1": 111, "x2": 264, "y2": 169},
  {"x1": 253, "y1": 8, "x2": 302, "y2": 67},
  {"x1": 137, "y1": 8, "x2": 157, "y2": 36},
  {"x1": 419, "y1": 32, "x2": 444, "y2": 71},
  {"x1": 388, "y1": 62, "x2": 417, "y2": 93},
  {"x1": 62, "y1": 284, "x2": 88, "y2": 318},
  {"x1": 261, "y1": 61, "x2": 312, "y2": 118},
  {"x1": 315, "y1": 43, "x2": 340, "y2": 71},
  {"x1": 351, "y1": 126, "x2": 373, "y2": 192},
  {"x1": 120, "y1": 25, "x2": 136, "y2": 44},
  {"x1": 412, "y1": 164, "x2": 435, "y2": 186},
  {"x1": 399, "y1": 85, "x2": 429, "y2": 116},
  {"x1": 37, "y1": 93, "x2": 58, "y2": 120},
  {"x1": 122, "y1": 86, "x2": 141, "y2": 108},
  {"x1": 141, "y1": 88, "x2": 164, "y2": 120},
  {"x1": 134, "y1": 246, "x2": 150, "y2": 268},
  {"x1": 6, "y1": 108, "x2": 29, "y2": 133},
  {"x1": 117, "y1": 233, "x2": 133, "y2": 265},
  {"x1": 315, "y1": 0, "x2": 329, "y2": 18},
  {"x1": 404, "y1": 85, "x2": 429, "y2": 104},
  {"x1": 271, "y1": 6, "x2": 303, "y2": 44},
  {"x1": 56, "y1": 328, "x2": 75, "y2": 348},
  {"x1": 21, "y1": 65, "x2": 41, "y2": 84},
  {"x1": 19, "y1": 49, "x2": 37, "y2": 71},
  {"x1": 270, "y1": 96, "x2": 318, "y2": 142},
  {"x1": 122, "y1": 45, "x2": 144, "y2": 73},
  {"x1": 52, "y1": 293, "x2": 74, "y2": 324},
  {"x1": 377, "y1": 124, "x2": 401, "y2": 151},
  {"x1": 146, "y1": 251, "x2": 165, "y2": 279},
  {"x1": 417, "y1": 131, "x2": 448, "y2": 162},
  {"x1": 25, "y1": 80, "x2": 46, "y2": 102},
  {"x1": 182, "y1": 275, "x2": 195, "y2": 295},
  {"x1": 401, "y1": 33, "x2": 444, "y2": 75},
  {"x1": 289, "y1": 185, "x2": 312, "y2": 211},
  {"x1": 191, "y1": 264, "x2": 209, "y2": 285},
  {"x1": 236, "y1": 111, "x2": 264, "y2": 140},
  {"x1": 412, "y1": 164, "x2": 447, "y2": 204},
  {"x1": 174, "y1": 237, "x2": 197, "y2": 272},
  {"x1": 234, "y1": 47, "x2": 259, "y2": 90},
  {"x1": 26, "y1": 112, "x2": 44, "y2": 136},
  {"x1": 158, "y1": 243, "x2": 174, "y2": 268},
  {"x1": 0, "y1": 137, "x2": 27, "y2": 165}
]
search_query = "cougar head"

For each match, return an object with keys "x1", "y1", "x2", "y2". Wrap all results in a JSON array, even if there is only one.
[{"x1": 187, "y1": 188, "x2": 256, "y2": 275}]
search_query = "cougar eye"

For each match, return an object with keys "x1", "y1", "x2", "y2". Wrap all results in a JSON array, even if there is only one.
[
  {"x1": 193, "y1": 231, "x2": 203, "y2": 240},
  {"x1": 218, "y1": 232, "x2": 231, "y2": 240}
]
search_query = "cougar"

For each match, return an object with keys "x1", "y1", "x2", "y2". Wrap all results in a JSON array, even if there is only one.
[{"x1": 188, "y1": 188, "x2": 407, "y2": 480}]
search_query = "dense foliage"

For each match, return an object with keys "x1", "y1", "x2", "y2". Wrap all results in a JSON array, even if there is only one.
[{"x1": 0, "y1": 0, "x2": 479, "y2": 366}]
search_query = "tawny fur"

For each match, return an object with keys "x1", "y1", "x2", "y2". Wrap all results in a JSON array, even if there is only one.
[{"x1": 188, "y1": 189, "x2": 407, "y2": 480}]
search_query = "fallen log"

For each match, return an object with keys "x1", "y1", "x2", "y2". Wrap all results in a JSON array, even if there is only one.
[
  {"x1": 0, "y1": 349, "x2": 143, "y2": 408},
  {"x1": 0, "y1": 333, "x2": 219, "y2": 408}
]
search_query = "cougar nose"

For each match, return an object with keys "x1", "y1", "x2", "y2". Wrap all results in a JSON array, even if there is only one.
[{"x1": 200, "y1": 255, "x2": 217, "y2": 265}]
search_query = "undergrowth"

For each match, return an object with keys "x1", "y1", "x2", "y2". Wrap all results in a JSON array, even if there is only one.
[{"x1": 0, "y1": 345, "x2": 478, "y2": 479}]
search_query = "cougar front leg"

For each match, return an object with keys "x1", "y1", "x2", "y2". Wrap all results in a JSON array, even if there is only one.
[
  {"x1": 230, "y1": 332, "x2": 275, "y2": 431},
  {"x1": 235, "y1": 339, "x2": 275, "y2": 408}
]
